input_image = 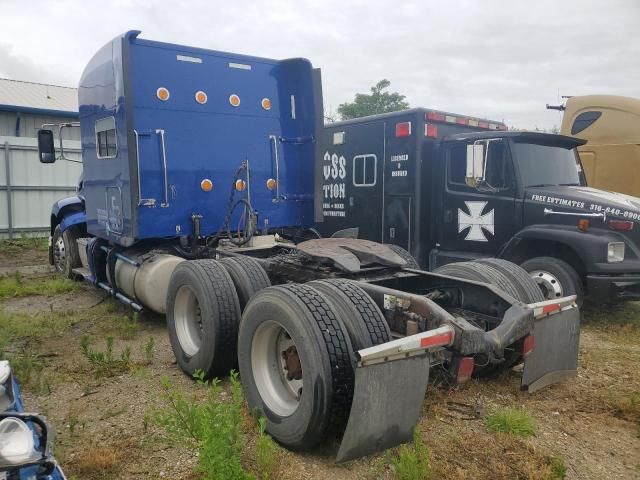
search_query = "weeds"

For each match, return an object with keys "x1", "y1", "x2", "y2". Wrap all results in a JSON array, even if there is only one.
[
  {"x1": 80, "y1": 335, "x2": 131, "y2": 377},
  {"x1": 485, "y1": 407, "x2": 536, "y2": 437},
  {"x1": 0, "y1": 272, "x2": 79, "y2": 299},
  {"x1": 255, "y1": 416, "x2": 279, "y2": 480},
  {"x1": 391, "y1": 429, "x2": 431, "y2": 480},
  {"x1": 141, "y1": 336, "x2": 155, "y2": 365},
  {"x1": 154, "y1": 370, "x2": 253, "y2": 480},
  {"x1": 118, "y1": 312, "x2": 140, "y2": 339},
  {"x1": 9, "y1": 353, "x2": 50, "y2": 394},
  {"x1": 547, "y1": 455, "x2": 567, "y2": 479}
]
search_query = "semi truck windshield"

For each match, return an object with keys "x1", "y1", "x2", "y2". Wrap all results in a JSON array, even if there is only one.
[{"x1": 513, "y1": 142, "x2": 582, "y2": 187}]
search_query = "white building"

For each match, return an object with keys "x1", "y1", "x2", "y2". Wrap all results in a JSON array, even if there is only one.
[{"x1": 0, "y1": 78, "x2": 82, "y2": 238}]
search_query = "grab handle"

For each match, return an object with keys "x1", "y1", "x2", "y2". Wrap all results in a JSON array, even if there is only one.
[
  {"x1": 156, "y1": 129, "x2": 170, "y2": 208},
  {"x1": 133, "y1": 129, "x2": 156, "y2": 207},
  {"x1": 269, "y1": 134, "x2": 280, "y2": 202}
]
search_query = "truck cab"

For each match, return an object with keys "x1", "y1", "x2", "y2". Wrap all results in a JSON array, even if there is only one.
[
  {"x1": 320, "y1": 110, "x2": 640, "y2": 303},
  {"x1": 549, "y1": 94, "x2": 640, "y2": 197}
]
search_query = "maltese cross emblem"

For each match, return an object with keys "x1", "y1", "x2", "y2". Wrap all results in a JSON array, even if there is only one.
[{"x1": 458, "y1": 201, "x2": 495, "y2": 242}]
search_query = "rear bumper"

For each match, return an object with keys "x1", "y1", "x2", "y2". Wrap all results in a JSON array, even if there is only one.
[{"x1": 586, "y1": 274, "x2": 640, "y2": 302}]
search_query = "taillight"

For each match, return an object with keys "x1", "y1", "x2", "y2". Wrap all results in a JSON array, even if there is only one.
[
  {"x1": 426, "y1": 111, "x2": 445, "y2": 122},
  {"x1": 424, "y1": 123, "x2": 438, "y2": 138},
  {"x1": 609, "y1": 219, "x2": 634, "y2": 231},
  {"x1": 395, "y1": 121, "x2": 412, "y2": 137},
  {"x1": 455, "y1": 356, "x2": 475, "y2": 383},
  {"x1": 522, "y1": 335, "x2": 535, "y2": 359}
]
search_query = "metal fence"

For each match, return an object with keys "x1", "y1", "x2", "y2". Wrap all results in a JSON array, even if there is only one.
[{"x1": 0, "y1": 135, "x2": 82, "y2": 239}]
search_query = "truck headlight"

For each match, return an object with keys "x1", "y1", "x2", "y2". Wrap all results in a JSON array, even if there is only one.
[
  {"x1": 0, "y1": 417, "x2": 38, "y2": 468},
  {"x1": 607, "y1": 242, "x2": 625, "y2": 263}
]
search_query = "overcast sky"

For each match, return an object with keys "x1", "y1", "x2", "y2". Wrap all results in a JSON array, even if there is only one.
[{"x1": 1, "y1": 0, "x2": 638, "y2": 129}]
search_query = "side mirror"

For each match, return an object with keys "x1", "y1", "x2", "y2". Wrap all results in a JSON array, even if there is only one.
[
  {"x1": 465, "y1": 144, "x2": 485, "y2": 187},
  {"x1": 37, "y1": 130, "x2": 56, "y2": 164}
]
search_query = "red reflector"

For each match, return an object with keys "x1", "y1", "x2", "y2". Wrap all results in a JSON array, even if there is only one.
[
  {"x1": 522, "y1": 335, "x2": 535, "y2": 359},
  {"x1": 395, "y1": 121, "x2": 412, "y2": 137},
  {"x1": 478, "y1": 121, "x2": 489, "y2": 129},
  {"x1": 609, "y1": 220, "x2": 634, "y2": 231},
  {"x1": 542, "y1": 303, "x2": 561, "y2": 315},
  {"x1": 425, "y1": 123, "x2": 438, "y2": 138},
  {"x1": 426, "y1": 111, "x2": 445, "y2": 122},
  {"x1": 420, "y1": 331, "x2": 452, "y2": 348},
  {"x1": 456, "y1": 117, "x2": 468, "y2": 125},
  {"x1": 456, "y1": 357, "x2": 474, "y2": 383}
]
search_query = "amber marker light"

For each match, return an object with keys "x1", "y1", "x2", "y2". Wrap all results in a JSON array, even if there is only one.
[
  {"x1": 578, "y1": 219, "x2": 589, "y2": 232},
  {"x1": 235, "y1": 179, "x2": 246, "y2": 191},
  {"x1": 266, "y1": 178, "x2": 277, "y2": 190},
  {"x1": 201, "y1": 179, "x2": 213, "y2": 192},
  {"x1": 156, "y1": 87, "x2": 170, "y2": 101},
  {"x1": 229, "y1": 94, "x2": 241, "y2": 107},
  {"x1": 261, "y1": 98, "x2": 271, "y2": 110},
  {"x1": 195, "y1": 91, "x2": 208, "y2": 104}
]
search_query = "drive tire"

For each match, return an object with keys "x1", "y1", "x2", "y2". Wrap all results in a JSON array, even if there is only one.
[
  {"x1": 386, "y1": 244, "x2": 420, "y2": 269},
  {"x1": 238, "y1": 283, "x2": 354, "y2": 451},
  {"x1": 435, "y1": 261, "x2": 528, "y2": 374},
  {"x1": 166, "y1": 259, "x2": 241, "y2": 379},
  {"x1": 218, "y1": 256, "x2": 271, "y2": 311},
  {"x1": 307, "y1": 279, "x2": 391, "y2": 349},
  {"x1": 521, "y1": 256, "x2": 583, "y2": 306},
  {"x1": 474, "y1": 258, "x2": 545, "y2": 303},
  {"x1": 52, "y1": 224, "x2": 81, "y2": 279}
]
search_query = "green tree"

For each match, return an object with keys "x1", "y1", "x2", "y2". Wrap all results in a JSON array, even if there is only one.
[{"x1": 337, "y1": 79, "x2": 409, "y2": 120}]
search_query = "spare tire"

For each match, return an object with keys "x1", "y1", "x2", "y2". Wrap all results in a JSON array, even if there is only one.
[
  {"x1": 166, "y1": 259, "x2": 241, "y2": 379},
  {"x1": 238, "y1": 283, "x2": 354, "y2": 451},
  {"x1": 307, "y1": 279, "x2": 391, "y2": 349}
]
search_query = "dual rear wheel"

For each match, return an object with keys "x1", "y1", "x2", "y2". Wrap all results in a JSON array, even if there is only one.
[{"x1": 166, "y1": 258, "x2": 389, "y2": 450}]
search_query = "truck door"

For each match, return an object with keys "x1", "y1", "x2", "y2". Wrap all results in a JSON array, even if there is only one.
[
  {"x1": 320, "y1": 122, "x2": 384, "y2": 240},
  {"x1": 438, "y1": 139, "x2": 518, "y2": 255}
]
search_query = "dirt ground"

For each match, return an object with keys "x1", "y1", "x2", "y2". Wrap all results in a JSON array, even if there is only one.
[{"x1": 1, "y1": 242, "x2": 639, "y2": 480}]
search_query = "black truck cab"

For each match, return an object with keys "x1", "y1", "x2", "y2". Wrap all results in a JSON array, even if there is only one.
[{"x1": 318, "y1": 108, "x2": 640, "y2": 303}]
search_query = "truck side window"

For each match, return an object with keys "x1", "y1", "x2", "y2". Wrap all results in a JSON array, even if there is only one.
[
  {"x1": 96, "y1": 117, "x2": 117, "y2": 158},
  {"x1": 571, "y1": 111, "x2": 602, "y2": 135},
  {"x1": 447, "y1": 141, "x2": 513, "y2": 191},
  {"x1": 484, "y1": 141, "x2": 512, "y2": 190},
  {"x1": 353, "y1": 154, "x2": 377, "y2": 187}
]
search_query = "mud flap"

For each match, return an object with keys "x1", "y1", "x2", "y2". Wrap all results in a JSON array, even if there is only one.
[
  {"x1": 336, "y1": 354, "x2": 431, "y2": 463},
  {"x1": 522, "y1": 305, "x2": 580, "y2": 393}
]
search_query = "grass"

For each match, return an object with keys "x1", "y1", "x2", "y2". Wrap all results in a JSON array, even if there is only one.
[
  {"x1": 254, "y1": 416, "x2": 279, "y2": 480},
  {"x1": 0, "y1": 237, "x2": 48, "y2": 255},
  {"x1": 154, "y1": 370, "x2": 253, "y2": 480},
  {"x1": 548, "y1": 455, "x2": 567, "y2": 479},
  {"x1": 80, "y1": 335, "x2": 131, "y2": 378},
  {"x1": 485, "y1": 407, "x2": 536, "y2": 437},
  {"x1": 0, "y1": 272, "x2": 79, "y2": 299},
  {"x1": 0, "y1": 308, "x2": 81, "y2": 342},
  {"x1": 391, "y1": 429, "x2": 431, "y2": 480}
]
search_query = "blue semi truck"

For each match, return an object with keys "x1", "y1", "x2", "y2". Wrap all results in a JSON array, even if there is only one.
[{"x1": 36, "y1": 31, "x2": 580, "y2": 461}]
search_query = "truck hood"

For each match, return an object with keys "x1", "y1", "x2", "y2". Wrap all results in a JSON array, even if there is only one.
[{"x1": 526, "y1": 186, "x2": 640, "y2": 223}]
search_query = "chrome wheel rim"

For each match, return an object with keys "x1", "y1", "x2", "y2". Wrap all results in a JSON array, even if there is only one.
[
  {"x1": 530, "y1": 270, "x2": 563, "y2": 299},
  {"x1": 53, "y1": 236, "x2": 66, "y2": 273},
  {"x1": 251, "y1": 321, "x2": 302, "y2": 417},
  {"x1": 174, "y1": 285, "x2": 203, "y2": 357}
]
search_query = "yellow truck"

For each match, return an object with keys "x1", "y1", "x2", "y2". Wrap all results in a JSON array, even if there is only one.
[{"x1": 548, "y1": 95, "x2": 640, "y2": 196}]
